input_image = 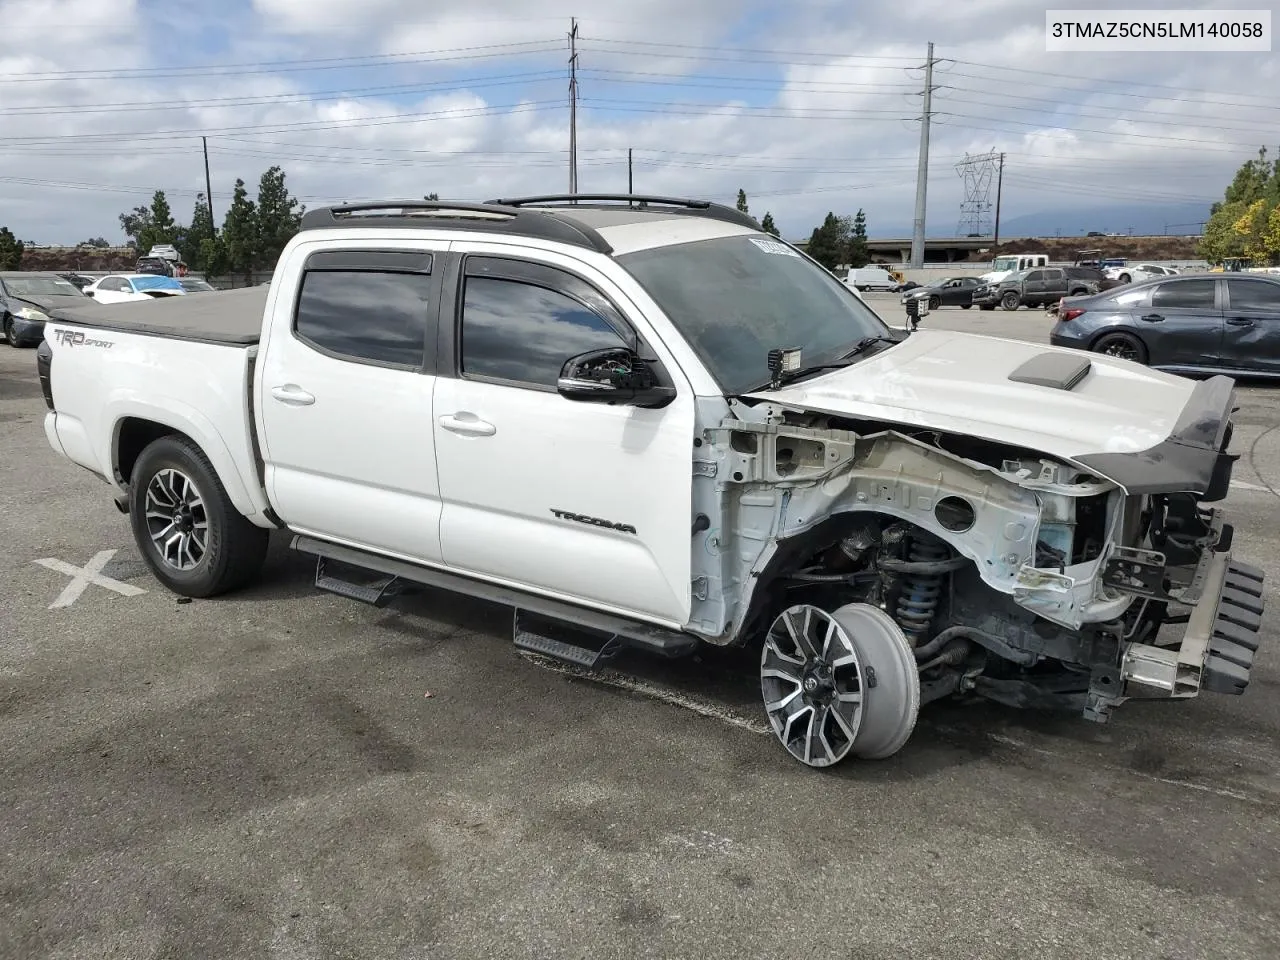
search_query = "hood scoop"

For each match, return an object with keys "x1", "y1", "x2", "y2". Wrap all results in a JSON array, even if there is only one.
[{"x1": 1007, "y1": 352, "x2": 1092, "y2": 391}]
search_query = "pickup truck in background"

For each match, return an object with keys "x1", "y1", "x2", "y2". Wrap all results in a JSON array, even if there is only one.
[
  {"x1": 972, "y1": 266, "x2": 1099, "y2": 311},
  {"x1": 36, "y1": 195, "x2": 1266, "y2": 769}
]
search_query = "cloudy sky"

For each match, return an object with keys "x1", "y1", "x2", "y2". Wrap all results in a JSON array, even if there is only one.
[{"x1": 1, "y1": 0, "x2": 1277, "y2": 245}]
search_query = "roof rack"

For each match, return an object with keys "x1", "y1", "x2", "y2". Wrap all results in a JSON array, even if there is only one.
[
  {"x1": 298, "y1": 200, "x2": 614, "y2": 254},
  {"x1": 487, "y1": 193, "x2": 761, "y2": 231}
]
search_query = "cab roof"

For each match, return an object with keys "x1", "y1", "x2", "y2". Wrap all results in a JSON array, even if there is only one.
[{"x1": 297, "y1": 194, "x2": 767, "y2": 256}]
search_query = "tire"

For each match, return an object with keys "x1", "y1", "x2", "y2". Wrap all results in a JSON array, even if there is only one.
[
  {"x1": 1092, "y1": 331, "x2": 1148, "y2": 365},
  {"x1": 1068, "y1": 287, "x2": 1088, "y2": 297},
  {"x1": 979, "y1": 303, "x2": 995, "y2": 311},
  {"x1": 928, "y1": 296, "x2": 941, "y2": 311},
  {"x1": 3, "y1": 317, "x2": 18, "y2": 347},
  {"x1": 960, "y1": 303, "x2": 971, "y2": 309},
  {"x1": 128, "y1": 434, "x2": 269, "y2": 598},
  {"x1": 1001, "y1": 291, "x2": 1021, "y2": 311},
  {"x1": 1119, "y1": 273, "x2": 1131, "y2": 284}
]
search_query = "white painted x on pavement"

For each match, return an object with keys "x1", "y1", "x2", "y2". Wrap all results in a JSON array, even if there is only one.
[{"x1": 31, "y1": 549, "x2": 148, "y2": 609}]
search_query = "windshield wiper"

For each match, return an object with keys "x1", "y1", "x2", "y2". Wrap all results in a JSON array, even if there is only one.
[{"x1": 836, "y1": 335, "x2": 900, "y2": 360}]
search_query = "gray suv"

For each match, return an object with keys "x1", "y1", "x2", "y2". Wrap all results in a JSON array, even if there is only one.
[{"x1": 973, "y1": 267, "x2": 1097, "y2": 311}]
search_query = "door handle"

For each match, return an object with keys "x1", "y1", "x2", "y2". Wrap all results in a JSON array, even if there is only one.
[
  {"x1": 1227, "y1": 317, "x2": 1254, "y2": 327},
  {"x1": 1139, "y1": 313, "x2": 1164, "y2": 322},
  {"x1": 270, "y1": 384, "x2": 315, "y2": 405},
  {"x1": 438, "y1": 413, "x2": 496, "y2": 437}
]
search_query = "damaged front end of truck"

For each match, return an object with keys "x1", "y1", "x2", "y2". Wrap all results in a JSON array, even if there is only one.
[{"x1": 686, "y1": 363, "x2": 1265, "y2": 769}]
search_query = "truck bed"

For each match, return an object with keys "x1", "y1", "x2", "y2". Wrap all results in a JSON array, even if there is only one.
[{"x1": 49, "y1": 285, "x2": 268, "y2": 345}]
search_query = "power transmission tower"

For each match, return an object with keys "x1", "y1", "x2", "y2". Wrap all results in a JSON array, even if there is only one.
[
  {"x1": 909, "y1": 42, "x2": 938, "y2": 268},
  {"x1": 568, "y1": 18, "x2": 579, "y2": 194},
  {"x1": 955, "y1": 149, "x2": 998, "y2": 236}
]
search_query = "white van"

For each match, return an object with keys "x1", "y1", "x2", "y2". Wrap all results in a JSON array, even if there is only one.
[
  {"x1": 980, "y1": 253, "x2": 1048, "y2": 285},
  {"x1": 845, "y1": 266, "x2": 897, "y2": 291}
]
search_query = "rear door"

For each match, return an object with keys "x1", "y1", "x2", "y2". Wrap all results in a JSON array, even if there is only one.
[
  {"x1": 255, "y1": 242, "x2": 450, "y2": 563},
  {"x1": 1141, "y1": 277, "x2": 1224, "y2": 367},
  {"x1": 1221, "y1": 277, "x2": 1280, "y2": 374},
  {"x1": 431, "y1": 244, "x2": 696, "y2": 625}
]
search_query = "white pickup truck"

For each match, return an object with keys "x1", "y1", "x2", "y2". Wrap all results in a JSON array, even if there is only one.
[{"x1": 36, "y1": 195, "x2": 1266, "y2": 769}]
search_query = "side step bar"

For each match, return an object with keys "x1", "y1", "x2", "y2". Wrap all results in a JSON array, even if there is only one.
[{"x1": 291, "y1": 535, "x2": 701, "y2": 667}]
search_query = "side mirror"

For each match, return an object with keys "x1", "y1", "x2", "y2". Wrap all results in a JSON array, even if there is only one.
[
  {"x1": 82, "y1": 289, "x2": 95, "y2": 297},
  {"x1": 557, "y1": 347, "x2": 676, "y2": 408}
]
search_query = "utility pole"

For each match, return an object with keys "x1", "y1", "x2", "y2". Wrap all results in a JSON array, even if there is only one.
[
  {"x1": 568, "y1": 18, "x2": 579, "y2": 195},
  {"x1": 992, "y1": 151, "x2": 1005, "y2": 252},
  {"x1": 909, "y1": 42, "x2": 937, "y2": 269},
  {"x1": 628, "y1": 148, "x2": 633, "y2": 195},
  {"x1": 202, "y1": 136, "x2": 215, "y2": 224}
]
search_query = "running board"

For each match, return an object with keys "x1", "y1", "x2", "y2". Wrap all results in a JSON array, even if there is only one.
[
  {"x1": 291, "y1": 535, "x2": 701, "y2": 663},
  {"x1": 513, "y1": 610, "x2": 626, "y2": 669},
  {"x1": 314, "y1": 556, "x2": 404, "y2": 607}
]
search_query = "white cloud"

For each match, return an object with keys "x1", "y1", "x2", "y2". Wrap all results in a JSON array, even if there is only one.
[{"x1": 0, "y1": 0, "x2": 1273, "y2": 244}]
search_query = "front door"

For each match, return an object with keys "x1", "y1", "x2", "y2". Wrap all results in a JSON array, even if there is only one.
[
  {"x1": 255, "y1": 243, "x2": 449, "y2": 564},
  {"x1": 1221, "y1": 277, "x2": 1280, "y2": 375},
  {"x1": 432, "y1": 246, "x2": 696, "y2": 626},
  {"x1": 1141, "y1": 277, "x2": 1224, "y2": 368}
]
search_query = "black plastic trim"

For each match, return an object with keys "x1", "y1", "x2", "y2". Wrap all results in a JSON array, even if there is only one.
[
  {"x1": 487, "y1": 193, "x2": 762, "y2": 231},
  {"x1": 298, "y1": 200, "x2": 615, "y2": 255},
  {"x1": 302, "y1": 249, "x2": 433, "y2": 273},
  {"x1": 1075, "y1": 375, "x2": 1237, "y2": 495}
]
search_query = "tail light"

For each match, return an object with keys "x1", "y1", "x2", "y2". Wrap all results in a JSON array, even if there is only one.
[
  {"x1": 1060, "y1": 307, "x2": 1086, "y2": 322},
  {"x1": 36, "y1": 339, "x2": 54, "y2": 410}
]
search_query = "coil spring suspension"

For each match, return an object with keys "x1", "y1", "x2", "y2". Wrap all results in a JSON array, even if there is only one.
[{"x1": 894, "y1": 535, "x2": 950, "y2": 645}]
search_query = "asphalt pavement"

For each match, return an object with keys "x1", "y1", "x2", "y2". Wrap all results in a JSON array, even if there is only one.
[{"x1": 2, "y1": 306, "x2": 1279, "y2": 960}]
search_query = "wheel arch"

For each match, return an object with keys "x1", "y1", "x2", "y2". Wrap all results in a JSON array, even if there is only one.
[
  {"x1": 107, "y1": 403, "x2": 267, "y2": 523},
  {"x1": 1086, "y1": 325, "x2": 1149, "y2": 360}
]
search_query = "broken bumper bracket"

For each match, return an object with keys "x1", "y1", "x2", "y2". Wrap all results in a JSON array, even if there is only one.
[{"x1": 1118, "y1": 552, "x2": 1266, "y2": 702}]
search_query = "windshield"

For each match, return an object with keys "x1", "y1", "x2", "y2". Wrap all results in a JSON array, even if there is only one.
[
  {"x1": 3, "y1": 275, "x2": 85, "y2": 297},
  {"x1": 992, "y1": 257, "x2": 1020, "y2": 272},
  {"x1": 132, "y1": 275, "x2": 183, "y2": 291},
  {"x1": 179, "y1": 279, "x2": 215, "y2": 292},
  {"x1": 617, "y1": 234, "x2": 889, "y2": 395}
]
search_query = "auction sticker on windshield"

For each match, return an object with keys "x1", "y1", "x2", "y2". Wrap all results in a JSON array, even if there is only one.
[{"x1": 749, "y1": 238, "x2": 802, "y2": 258}]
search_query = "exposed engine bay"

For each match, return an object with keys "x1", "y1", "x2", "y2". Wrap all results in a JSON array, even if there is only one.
[{"x1": 685, "y1": 398, "x2": 1264, "y2": 768}]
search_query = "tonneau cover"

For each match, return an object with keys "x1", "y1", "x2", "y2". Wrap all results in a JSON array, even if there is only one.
[{"x1": 47, "y1": 285, "x2": 268, "y2": 345}]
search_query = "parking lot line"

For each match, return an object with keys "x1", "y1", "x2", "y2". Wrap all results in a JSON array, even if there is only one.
[{"x1": 30, "y1": 548, "x2": 148, "y2": 609}]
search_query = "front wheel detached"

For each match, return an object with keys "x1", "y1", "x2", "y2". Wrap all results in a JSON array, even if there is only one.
[{"x1": 761, "y1": 602, "x2": 920, "y2": 768}]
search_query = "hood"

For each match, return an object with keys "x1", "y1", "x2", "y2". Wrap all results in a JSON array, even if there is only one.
[
  {"x1": 7, "y1": 293, "x2": 85, "y2": 313},
  {"x1": 744, "y1": 329, "x2": 1203, "y2": 466}
]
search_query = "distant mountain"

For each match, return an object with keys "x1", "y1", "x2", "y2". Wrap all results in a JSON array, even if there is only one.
[
  {"x1": 975, "y1": 202, "x2": 1210, "y2": 239},
  {"x1": 871, "y1": 202, "x2": 1211, "y2": 240}
]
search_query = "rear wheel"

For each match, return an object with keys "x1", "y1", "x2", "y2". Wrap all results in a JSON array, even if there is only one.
[
  {"x1": 1092, "y1": 331, "x2": 1147, "y2": 365},
  {"x1": 1001, "y1": 291, "x2": 1021, "y2": 310},
  {"x1": 1119, "y1": 273, "x2": 1132, "y2": 284},
  {"x1": 960, "y1": 303, "x2": 971, "y2": 309},
  {"x1": 128, "y1": 434, "x2": 269, "y2": 597}
]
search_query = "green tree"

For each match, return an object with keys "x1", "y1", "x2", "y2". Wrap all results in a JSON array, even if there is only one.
[
  {"x1": 255, "y1": 165, "x2": 304, "y2": 270},
  {"x1": 0, "y1": 227, "x2": 23, "y2": 269},
  {"x1": 736, "y1": 189, "x2": 749, "y2": 214},
  {"x1": 221, "y1": 178, "x2": 259, "y2": 284},
  {"x1": 78, "y1": 237, "x2": 110, "y2": 248},
  {"x1": 846, "y1": 208, "x2": 870, "y2": 267},
  {"x1": 760, "y1": 211, "x2": 779, "y2": 236},
  {"x1": 1201, "y1": 146, "x2": 1280, "y2": 264},
  {"x1": 118, "y1": 204, "x2": 154, "y2": 250},
  {"x1": 199, "y1": 236, "x2": 228, "y2": 279},
  {"x1": 177, "y1": 194, "x2": 215, "y2": 270},
  {"x1": 425, "y1": 192, "x2": 439, "y2": 200},
  {"x1": 147, "y1": 190, "x2": 176, "y2": 246},
  {"x1": 806, "y1": 212, "x2": 844, "y2": 270}
]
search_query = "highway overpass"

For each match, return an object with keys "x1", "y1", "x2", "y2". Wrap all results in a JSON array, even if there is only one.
[{"x1": 793, "y1": 236, "x2": 1009, "y2": 263}]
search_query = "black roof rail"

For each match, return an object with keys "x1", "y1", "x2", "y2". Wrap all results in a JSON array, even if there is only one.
[
  {"x1": 487, "y1": 193, "x2": 762, "y2": 231},
  {"x1": 298, "y1": 200, "x2": 614, "y2": 255}
]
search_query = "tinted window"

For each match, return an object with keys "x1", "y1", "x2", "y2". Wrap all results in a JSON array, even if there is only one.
[
  {"x1": 1152, "y1": 279, "x2": 1216, "y2": 309},
  {"x1": 1024, "y1": 270, "x2": 1044, "y2": 282},
  {"x1": 1044, "y1": 269, "x2": 1063, "y2": 280},
  {"x1": 294, "y1": 270, "x2": 430, "y2": 367},
  {"x1": 1227, "y1": 279, "x2": 1280, "y2": 311},
  {"x1": 461, "y1": 276, "x2": 627, "y2": 387},
  {"x1": 617, "y1": 234, "x2": 886, "y2": 395}
]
